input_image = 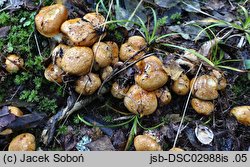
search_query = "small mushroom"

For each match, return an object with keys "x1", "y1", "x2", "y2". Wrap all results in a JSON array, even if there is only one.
[
  {"x1": 191, "y1": 98, "x2": 214, "y2": 115},
  {"x1": 75, "y1": 73, "x2": 101, "y2": 95},
  {"x1": 119, "y1": 36, "x2": 147, "y2": 61},
  {"x1": 61, "y1": 18, "x2": 99, "y2": 46},
  {"x1": 5, "y1": 54, "x2": 24, "y2": 73},
  {"x1": 8, "y1": 106, "x2": 23, "y2": 117},
  {"x1": 61, "y1": 46, "x2": 93, "y2": 76},
  {"x1": 44, "y1": 64, "x2": 64, "y2": 83},
  {"x1": 124, "y1": 84, "x2": 157, "y2": 116},
  {"x1": 51, "y1": 44, "x2": 70, "y2": 68},
  {"x1": 134, "y1": 135, "x2": 162, "y2": 151},
  {"x1": 172, "y1": 74, "x2": 190, "y2": 95},
  {"x1": 92, "y1": 42, "x2": 113, "y2": 68},
  {"x1": 230, "y1": 106, "x2": 250, "y2": 126},
  {"x1": 155, "y1": 86, "x2": 171, "y2": 106},
  {"x1": 111, "y1": 82, "x2": 129, "y2": 99},
  {"x1": 100, "y1": 66, "x2": 113, "y2": 81},
  {"x1": 35, "y1": 4, "x2": 68, "y2": 37},
  {"x1": 190, "y1": 75, "x2": 218, "y2": 100},
  {"x1": 8, "y1": 133, "x2": 36, "y2": 151},
  {"x1": 105, "y1": 41, "x2": 119, "y2": 65},
  {"x1": 135, "y1": 56, "x2": 168, "y2": 91}
]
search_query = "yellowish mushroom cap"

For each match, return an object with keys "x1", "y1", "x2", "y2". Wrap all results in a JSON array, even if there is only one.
[
  {"x1": 190, "y1": 75, "x2": 219, "y2": 100},
  {"x1": 5, "y1": 54, "x2": 24, "y2": 73},
  {"x1": 8, "y1": 133, "x2": 36, "y2": 151},
  {"x1": 92, "y1": 42, "x2": 113, "y2": 68},
  {"x1": 44, "y1": 64, "x2": 64, "y2": 83},
  {"x1": 61, "y1": 46, "x2": 93, "y2": 76},
  {"x1": 124, "y1": 85, "x2": 157, "y2": 116},
  {"x1": 35, "y1": 4, "x2": 68, "y2": 37},
  {"x1": 61, "y1": 18, "x2": 99, "y2": 46},
  {"x1": 230, "y1": 106, "x2": 250, "y2": 126},
  {"x1": 75, "y1": 73, "x2": 101, "y2": 95},
  {"x1": 172, "y1": 74, "x2": 190, "y2": 95},
  {"x1": 51, "y1": 44, "x2": 70, "y2": 68},
  {"x1": 119, "y1": 36, "x2": 147, "y2": 61},
  {"x1": 135, "y1": 56, "x2": 168, "y2": 91},
  {"x1": 191, "y1": 98, "x2": 214, "y2": 115},
  {"x1": 134, "y1": 135, "x2": 162, "y2": 151}
]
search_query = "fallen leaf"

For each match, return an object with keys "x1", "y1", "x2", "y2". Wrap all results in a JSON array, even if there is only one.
[
  {"x1": 198, "y1": 38, "x2": 220, "y2": 58},
  {"x1": 86, "y1": 135, "x2": 115, "y2": 151}
]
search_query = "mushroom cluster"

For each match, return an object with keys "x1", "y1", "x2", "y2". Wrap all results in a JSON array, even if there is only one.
[
  {"x1": 190, "y1": 71, "x2": 227, "y2": 115},
  {"x1": 35, "y1": 4, "x2": 112, "y2": 95},
  {"x1": 36, "y1": 4, "x2": 231, "y2": 124}
]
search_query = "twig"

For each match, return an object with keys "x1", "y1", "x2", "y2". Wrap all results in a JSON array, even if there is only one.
[
  {"x1": 0, "y1": 0, "x2": 12, "y2": 12},
  {"x1": 173, "y1": 63, "x2": 203, "y2": 148},
  {"x1": 34, "y1": 33, "x2": 42, "y2": 57}
]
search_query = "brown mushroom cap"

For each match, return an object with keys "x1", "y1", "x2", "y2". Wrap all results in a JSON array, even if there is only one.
[
  {"x1": 8, "y1": 133, "x2": 36, "y2": 151},
  {"x1": 75, "y1": 73, "x2": 101, "y2": 95},
  {"x1": 111, "y1": 82, "x2": 129, "y2": 99},
  {"x1": 5, "y1": 54, "x2": 24, "y2": 73},
  {"x1": 172, "y1": 74, "x2": 190, "y2": 95},
  {"x1": 100, "y1": 66, "x2": 113, "y2": 81},
  {"x1": 8, "y1": 106, "x2": 23, "y2": 117},
  {"x1": 35, "y1": 4, "x2": 68, "y2": 37},
  {"x1": 155, "y1": 86, "x2": 172, "y2": 106},
  {"x1": 83, "y1": 12, "x2": 106, "y2": 28},
  {"x1": 191, "y1": 98, "x2": 214, "y2": 115},
  {"x1": 61, "y1": 18, "x2": 99, "y2": 46},
  {"x1": 124, "y1": 85, "x2": 157, "y2": 116},
  {"x1": 105, "y1": 41, "x2": 119, "y2": 65},
  {"x1": 119, "y1": 36, "x2": 147, "y2": 61},
  {"x1": 92, "y1": 42, "x2": 113, "y2": 68},
  {"x1": 135, "y1": 56, "x2": 168, "y2": 91},
  {"x1": 51, "y1": 44, "x2": 70, "y2": 68},
  {"x1": 230, "y1": 106, "x2": 250, "y2": 126},
  {"x1": 44, "y1": 64, "x2": 64, "y2": 83},
  {"x1": 190, "y1": 75, "x2": 219, "y2": 100},
  {"x1": 61, "y1": 46, "x2": 93, "y2": 76},
  {"x1": 134, "y1": 135, "x2": 162, "y2": 151}
]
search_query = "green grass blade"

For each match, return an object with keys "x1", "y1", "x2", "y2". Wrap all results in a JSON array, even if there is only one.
[
  {"x1": 124, "y1": 116, "x2": 138, "y2": 150},
  {"x1": 196, "y1": 23, "x2": 226, "y2": 41},
  {"x1": 149, "y1": 7, "x2": 158, "y2": 44},
  {"x1": 136, "y1": 119, "x2": 165, "y2": 130},
  {"x1": 239, "y1": 5, "x2": 249, "y2": 21},
  {"x1": 246, "y1": 33, "x2": 250, "y2": 45},
  {"x1": 124, "y1": 0, "x2": 143, "y2": 27},
  {"x1": 98, "y1": 0, "x2": 108, "y2": 13},
  {"x1": 156, "y1": 33, "x2": 181, "y2": 41},
  {"x1": 229, "y1": 22, "x2": 244, "y2": 30},
  {"x1": 216, "y1": 65, "x2": 245, "y2": 72},
  {"x1": 136, "y1": 15, "x2": 149, "y2": 42}
]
